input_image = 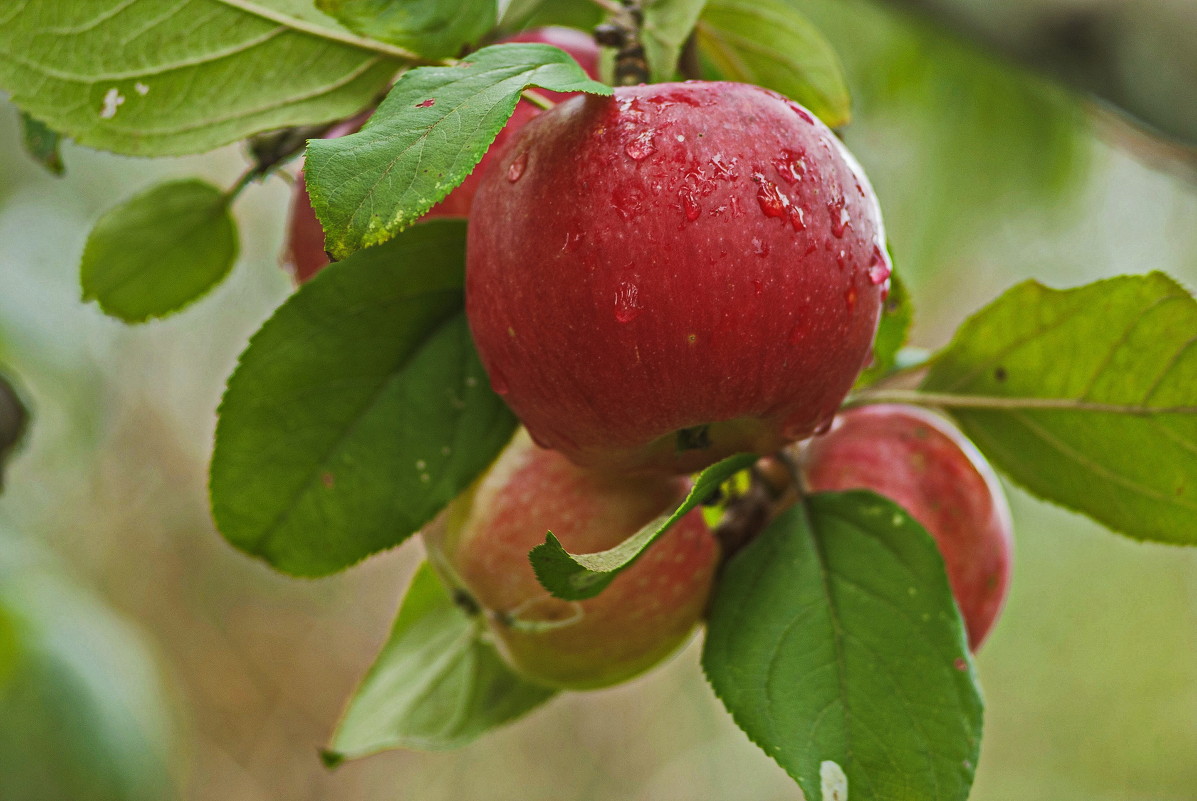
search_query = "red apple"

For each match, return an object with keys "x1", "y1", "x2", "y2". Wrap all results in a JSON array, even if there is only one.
[
  {"x1": 282, "y1": 27, "x2": 600, "y2": 283},
  {"x1": 422, "y1": 429, "x2": 718, "y2": 690},
  {"x1": 798, "y1": 404, "x2": 1014, "y2": 650},
  {"x1": 466, "y1": 81, "x2": 890, "y2": 475}
]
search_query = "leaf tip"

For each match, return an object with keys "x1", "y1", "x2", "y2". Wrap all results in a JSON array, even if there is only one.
[{"x1": 319, "y1": 748, "x2": 346, "y2": 769}]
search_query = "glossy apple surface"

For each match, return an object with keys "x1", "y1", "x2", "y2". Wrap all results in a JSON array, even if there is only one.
[
  {"x1": 283, "y1": 27, "x2": 600, "y2": 283},
  {"x1": 799, "y1": 404, "x2": 1014, "y2": 650},
  {"x1": 422, "y1": 429, "x2": 718, "y2": 690},
  {"x1": 466, "y1": 81, "x2": 890, "y2": 474}
]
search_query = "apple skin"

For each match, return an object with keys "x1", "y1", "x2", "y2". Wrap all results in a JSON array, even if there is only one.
[
  {"x1": 422, "y1": 429, "x2": 718, "y2": 690},
  {"x1": 282, "y1": 27, "x2": 600, "y2": 283},
  {"x1": 466, "y1": 81, "x2": 890, "y2": 475},
  {"x1": 798, "y1": 404, "x2": 1014, "y2": 650}
]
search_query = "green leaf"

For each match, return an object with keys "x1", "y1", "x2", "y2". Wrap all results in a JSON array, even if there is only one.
[
  {"x1": 307, "y1": 42, "x2": 611, "y2": 259},
  {"x1": 530, "y1": 452, "x2": 756, "y2": 601},
  {"x1": 19, "y1": 113, "x2": 64, "y2": 176},
  {"x1": 921, "y1": 273, "x2": 1197, "y2": 546},
  {"x1": 210, "y1": 220, "x2": 517, "y2": 576},
  {"x1": 696, "y1": 0, "x2": 850, "y2": 127},
  {"x1": 80, "y1": 180, "x2": 238, "y2": 323},
  {"x1": 703, "y1": 491, "x2": 983, "y2": 801},
  {"x1": 0, "y1": 0, "x2": 402, "y2": 157},
  {"x1": 0, "y1": 373, "x2": 29, "y2": 492},
  {"x1": 856, "y1": 268, "x2": 912, "y2": 388},
  {"x1": 642, "y1": 0, "x2": 709, "y2": 82},
  {"x1": 326, "y1": 562, "x2": 555, "y2": 760},
  {"x1": 501, "y1": 0, "x2": 604, "y2": 32},
  {"x1": 316, "y1": 0, "x2": 495, "y2": 59}
]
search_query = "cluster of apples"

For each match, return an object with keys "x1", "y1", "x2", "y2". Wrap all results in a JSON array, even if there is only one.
[{"x1": 286, "y1": 28, "x2": 1012, "y2": 690}]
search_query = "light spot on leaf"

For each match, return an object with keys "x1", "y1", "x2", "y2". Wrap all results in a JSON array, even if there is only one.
[
  {"x1": 820, "y1": 760, "x2": 848, "y2": 801},
  {"x1": 100, "y1": 88, "x2": 125, "y2": 119},
  {"x1": 134, "y1": 82, "x2": 150, "y2": 96}
]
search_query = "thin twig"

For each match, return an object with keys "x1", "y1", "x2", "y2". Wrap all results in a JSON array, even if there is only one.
[{"x1": 845, "y1": 389, "x2": 1197, "y2": 415}]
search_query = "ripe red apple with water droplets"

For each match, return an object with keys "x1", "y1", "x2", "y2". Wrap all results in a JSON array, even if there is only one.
[
  {"x1": 798, "y1": 404, "x2": 1014, "y2": 650},
  {"x1": 422, "y1": 429, "x2": 718, "y2": 690},
  {"x1": 282, "y1": 27, "x2": 600, "y2": 283},
  {"x1": 466, "y1": 81, "x2": 890, "y2": 474}
]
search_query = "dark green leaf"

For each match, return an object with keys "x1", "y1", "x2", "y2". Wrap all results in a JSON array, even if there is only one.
[
  {"x1": 922, "y1": 273, "x2": 1197, "y2": 546},
  {"x1": 307, "y1": 43, "x2": 610, "y2": 258},
  {"x1": 316, "y1": 0, "x2": 495, "y2": 59},
  {"x1": 327, "y1": 562, "x2": 555, "y2": 759},
  {"x1": 80, "y1": 180, "x2": 238, "y2": 323},
  {"x1": 530, "y1": 452, "x2": 756, "y2": 601},
  {"x1": 19, "y1": 113, "x2": 64, "y2": 176},
  {"x1": 703, "y1": 491, "x2": 983, "y2": 801},
  {"x1": 696, "y1": 0, "x2": 850, "y2": 127},
  {"x1": 642, "y1": 0, "x2": 709, "y2": 82},
  {"x1": 0, "y1": 373, "x2": 29, "y2": 492},
  {"x1": 856, "y1": 268, "x2": 912, "y2": 388},
  {"x1": 210, "y1": 220, "x2": 517, "y2": 576},
  {"x1": 0, "y1": 0, "x2": 401, "y2": 157},
  {"x1": 501, "y1": 0, "x2": 604, "y2": 31}
]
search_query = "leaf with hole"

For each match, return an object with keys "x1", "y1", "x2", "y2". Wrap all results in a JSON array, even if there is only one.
[
  {"x1": 0, "y1": 0, "x2": 401, "y2": 156},
  {"x1": 703, "y1": 490, "x2": 983, "y2": 801}
]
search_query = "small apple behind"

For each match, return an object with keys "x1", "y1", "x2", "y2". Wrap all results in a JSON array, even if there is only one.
[
  {"x1": 282, "y1": 27, "x2": 600, "y2": 283},
  {"x1": 798, "y1": 404, "x2": 1014, "y2": 650},
  {"x1": 422, "y1": 429, "x2": 718, "y2": 690},
  {"x1": 466, "y1": 82, "x2": 890, "y2": 475}
]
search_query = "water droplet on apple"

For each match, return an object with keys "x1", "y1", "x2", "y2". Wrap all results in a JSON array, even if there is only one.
[
  {"x1": 614, "y1": 281, "x2": 643, "y2": 323},
  {"x1": 678, "y1": 189, "x2": 701, "y2": 221},
  {"x1": 507, "y1": 152, "x2": 527, "y2": 182},
  {"x1": 829, "y1": 198, "x2": 850, "y2": 238},
  {"x1": 755, "y1": 173, "x2": 791, "y2": 221},
  {"x1": 788, "y1": 206, "x2": 806, "y2": 231},
  {"x1": 773, "y1": 148, "x2": 807, "y2": 183},
  {"x1": 867, "y1": 245, "x2": 892, "y2": 285},
  {"x1": 612, "y1": 185, "x2": 646, "y2": 221},
  {"x1": 785, "y1": 100, "x2": 816, "y2": 124},
  {"x1": 844, "y1": 285, "x2": 858, "y2": 310},
  {"x1": 751, "y1": 237, "x2": 769, "y2": 257},
  {"x1": 625, "y1": 130, "x2": 656, "y2": 160},
  {"x1": 489, "y1": 370, "x2": 509, "y2": 396},
  {"x1": 709, "y1": 154, "x2": 737, "y2": 180},
  {"x1": 562, "y1": 231, "x2": 584, "y2": 253}
]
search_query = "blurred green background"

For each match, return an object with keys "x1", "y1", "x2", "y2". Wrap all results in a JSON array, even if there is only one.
[{"x1": 1, "y1": 1, "x2": 1196, "y2": 798}]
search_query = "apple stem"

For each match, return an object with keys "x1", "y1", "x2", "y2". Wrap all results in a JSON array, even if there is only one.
[{"x1": 713, "y1": 454, "x2": 801, "y2": 562}]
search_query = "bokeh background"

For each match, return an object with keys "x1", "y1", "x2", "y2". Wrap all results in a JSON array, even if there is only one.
[{"x1": 2, "y1": 0, "x2": 1196, "y2": 799}]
